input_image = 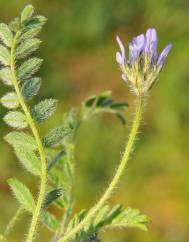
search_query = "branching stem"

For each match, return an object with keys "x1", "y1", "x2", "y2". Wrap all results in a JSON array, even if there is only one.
[
  {"x1": 58, "y1": 94, "x2": 144, "y2": 242},
  {"x1": 10, "y1": 32, "x2": 47, "y2": 242}
]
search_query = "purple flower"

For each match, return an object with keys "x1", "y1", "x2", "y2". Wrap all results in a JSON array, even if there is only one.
[{"x1": 116, "y1": 28, "x2": 172, "y2": 95}]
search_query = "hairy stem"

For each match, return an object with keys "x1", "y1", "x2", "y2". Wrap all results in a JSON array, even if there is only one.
[
  {"x1": 58, "y1": 94, "x2": 144, "y2": 242},
  {"x1": 51, "y1": 144, "x2": 75, "y2": 242},
  {"x1": 10, "y1": 32, "x2": 47, "y2": 242},
  {"x1": 4, "y1": 207, "x2": 23, "y2": 238}
]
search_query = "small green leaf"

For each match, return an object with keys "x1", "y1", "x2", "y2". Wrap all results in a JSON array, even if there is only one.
[
  {"x1": 20, "y1": 15, "x2": 47, "y2": 41},
  {"x1": 43, "y1": 189, "x2": 64, "y2": 209},
  {"x1": 0, "y1": 67, "x2": 12, "y2": 86},
  {"x1": 21, "y1": 5, "x2": 35, "y2": 23},
  {"x1": 8, "y1": 178, "x2": 35, "y2": 213},
  {"x1": 21, "y1": 77, "x2": 41, "y2": 100},
  {"x1": 41, "y1": 212, "x2": 60, "y2": 231},
  {"x1": 20, "y1": 27, "x2": 42, "y2": 42},
  {"x1": 49, "y1": 167, "x2": 65, "y2": 187},
  {"x1": 0, "y1": 45, "x2": 11, "y2": 66},
  {"x1": 43, "y1": 125, "x2": 69, "y2": 148},
  {"x1": 96, "y1": 90, "x2": 112, "y2": 107},
  {"x1": 14, "y1": 146, "x2": 41, "y2": 176},
  {"x1": 17, "y1": 57, "x2": 43, "y2": 81},
  {"x1": 0, "y1": 23, "x2": 13, "y2": 47},
  {"x1": 23, "y1": 15, "x2": 47, "y2": 30},
  {"x1": 3, "y1": 111, "x2": 28, "y2": 129},
  {"x1": 84, "y1": 95, "x2": 96, "y2": 107},
  {"x1": 32, "y1": 99, "x2": 57, "y2": 123},
  {"x1": 15, "y1": 38, "x2": 41, "y2": 59},
  {"x1": 4, "y1": 131, "x2": 37, "y2": 151},
  {"x1": 110, "y1": 102, "x2": 128, "y2": 110},
  {"x1": 47, "y1": 149, "x2": 66, "y2": 171},
  {"x1": 1, "y1": 92, "x2": 19, "y2": 109},
  {"x1": 9, "y1": 17, "x2": 20, "y2": 32}
]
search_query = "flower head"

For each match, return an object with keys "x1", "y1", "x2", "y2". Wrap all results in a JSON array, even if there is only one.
[{"x1": 116, "y1": 28, "x2": 172, "y2": 95}]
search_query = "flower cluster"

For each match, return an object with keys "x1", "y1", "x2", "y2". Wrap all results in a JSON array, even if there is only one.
[{"x1": 116, "y1": 28, "x2": 172, "y2": 95}]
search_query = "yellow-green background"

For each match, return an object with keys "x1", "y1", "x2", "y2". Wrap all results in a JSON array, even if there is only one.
[{"x1": 0, "y1": 0, "x2": 189, "y2": 241}]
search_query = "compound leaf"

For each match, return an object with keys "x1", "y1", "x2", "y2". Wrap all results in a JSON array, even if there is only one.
[
  {"x1": 1, "y1": 92, "x2": 19, "y2": 109},
  {"x1": 21, "y1": 5, "x2": 35, "y2": 24},
  {"x1": 82, "y1": 91, "x2": 128, "y2": 124},
  {"x1": 43, "y1": 188, "x2": 64, "y2": 209},
  {"x1": 0, "y1": 44, "x2": 11, "y2": 66},
  {"x1": 66, "y1": 205, "x2": 149, "y2": 240},
  {"x1": 15, "y1": 38, "x2": 41, "y2": 59},
  {"x1": 20, "y1": 15, "x2": 47, "y2": 41},
  {"x1": 8, "y1": 178, "x2": 35, "y2": 213},
  {"x1": 3, "y1": 111, "x2": 28, "y2": 129},
  {"x1": 41, "y1": 211, "x2": 60, "y2": 232},
  {"x1": 21, "y1": 77, "x2": 41, "y2": 100},
  {"x1": 0, "y1": 23, "x2": 13, "y2": 47},
  {"x1": 4, "y1": 131, "x2": 37, "y2": 150},
  {"x1": 17, "y1": 57, "x2": 43, "y2": 81},
  {"x1": 9, "y1": 17, "x2": 20, "y2": 32},
  {"x1": 43, "y1": 125, "x2": 69, "y2": 148},
  {"x1": 32, "y1": 99, "x2": 57, "y2": 123},
  {"x1": 14, "y1": 146, "x2": 41, "y2": 176},
  {"x1": 0, "y1": 67, "x2": 12, "y2": 86}
]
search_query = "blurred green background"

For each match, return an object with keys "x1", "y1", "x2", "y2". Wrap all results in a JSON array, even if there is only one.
[{"x1": 0, "y1": 0, "x2": 189, "y2": 241}]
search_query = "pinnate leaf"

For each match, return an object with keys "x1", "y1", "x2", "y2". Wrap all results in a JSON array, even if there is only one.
[
  {"x1": 17, "y1": 57, "x2": 43, "y2": 81},
  {"x1": 41, "y1": 211, "x2": 60, "y2": 231},
  {"x1": 106, "y1": 207, "x2": 149, "y2": 231},
  {"x1": 9, "y1": 17, "x2": 20, "y2": 32},
  {"x1": 3, "y1": 111, "x2": 28, "y2": 129},
  {"x1": 32, "y1": 99, "x2": 57, "y2": 123},
  {"x1": 47, "y1": 149, "x2": 66, "y2": 171},
  {"x1": 20, "y1": 15, "x2": 47, "y2": 41},
  {"x1": 15, "y1": 38, "x2": 41, "y2": 59},
  {"x1": 14, "y1": 145, "x2": 41, "y2": 176},
  {"x1": 83, "y1": 91, "x2": 128, "y2": 124},
  {"x1": 21, "y1": 77, "x2": 41, "y2": 100},
  {"x1": 21, "y1": 5, "x2": 35, "y2": 23},
  {"x1": 43, "y1": 125, "x2": 69, "y2": 148},
  {"x1": 0, "y1": 67, "x2": 12, "y2": 86},
  {"x1": 92, "y1": 205, "x2": 149, "y2": 232},
  {"x1": 0, "y1": 45, "x2": 11, "y2": 66},
  {"x1": 66, "y1": 205, "x2": 149, "y2": 240},
  {"x1": 43, "y1": 189, "x2": 63, "y2": 209},
  {"x1": 4, "y1": 131, "x2": 37, "y2": 150},
  {"x1": 1, "y1": 92, "x2": 19, "y2": 109},
  {"x1": 8, "y1": 178, "x2": 35, "y2": 213},
  {"x1": 0, "y1": 23, "x2": 13, "y2": 47},
  {"x1": 23, "y1": 15, "x2": 47, "y2": 30},
  {"x1": 20, "y1": 27, "x2": 42, "y2": 42}
]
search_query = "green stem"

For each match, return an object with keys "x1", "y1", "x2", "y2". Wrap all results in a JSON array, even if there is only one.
[
  {"x1": 51, "y1": 144, "x2": 75, "y2": 242},
  {"x1": 58, "y1": 94, "x2": 144, "y2": 242},
  {"x1": 62, "y1": 144, "x2": 75, "y2": 230},
  {"x1": 4, "y1": 207, "x2": 23, "y2": 238},
  {"x1": 10, "y1": 32, "x2": 47, "y2": 242}
]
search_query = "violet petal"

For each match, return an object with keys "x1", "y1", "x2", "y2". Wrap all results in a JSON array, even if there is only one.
[
  {"x1": 145, "y1": 28, "x2": 158, "y2": 61},
  {"x1": 116, "y1": 36, "x2": 126, "y2": 61},
  {"x1": 157, "y1": 43, "x2": 172, "y2": 66}
]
